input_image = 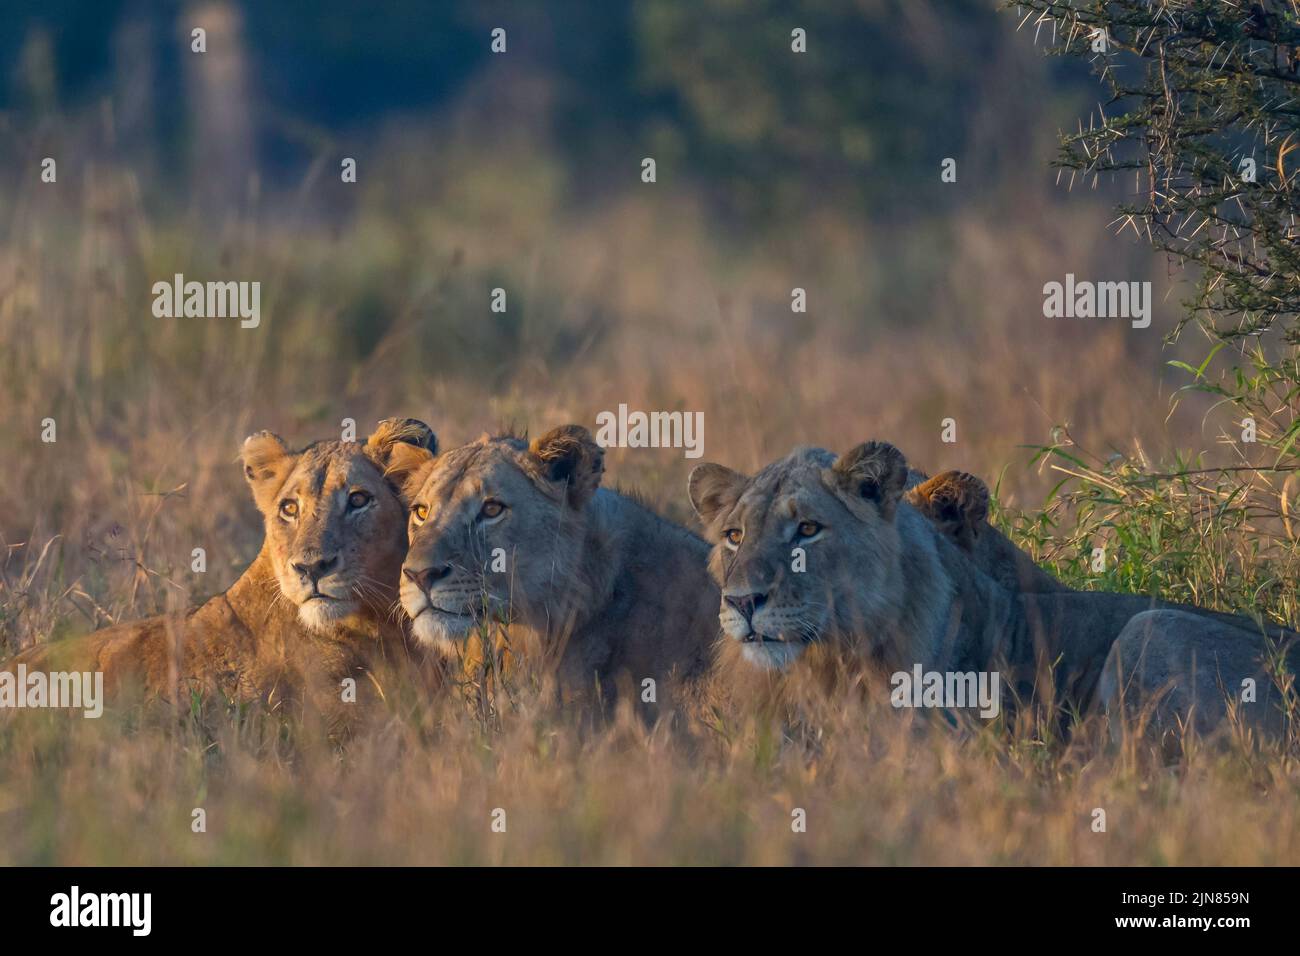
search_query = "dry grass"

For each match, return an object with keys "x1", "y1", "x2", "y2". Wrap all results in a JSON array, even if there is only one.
[
  {"x1": 2, "y1": 150, "x2": 1299, "y2": 865},
  {"x1": 2, "y1": 666, "x2": 1298, "y2": 865}
]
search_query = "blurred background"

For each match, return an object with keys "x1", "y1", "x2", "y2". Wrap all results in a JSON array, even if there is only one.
[{"x1": 0, "y1": 0, "x2": 1234, "y2": 645}]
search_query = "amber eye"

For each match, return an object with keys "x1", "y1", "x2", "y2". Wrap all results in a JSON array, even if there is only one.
[
  {"x1": 797, "y1": 520, "x2": 822, "y2": 539},
  {"x1": 412, "y1": 504, "x2": 430, "y2": 525},
  {"x1": 480, "y1": 499, "x2": 506, "y2": 520},
  {"x1": 724, "y1": 529, "x2": 743, "y2": 547},
  {"x1": 279, "y1": 499, "x2": 298, "y2": 519},
  {"x1": 348, "y1": 490, "x2": 372, "y2": 510}
]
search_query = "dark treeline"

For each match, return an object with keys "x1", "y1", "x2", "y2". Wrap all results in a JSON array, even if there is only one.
[{"x1": 1, "y1": 0, "x2": 1094, "y2": 226}]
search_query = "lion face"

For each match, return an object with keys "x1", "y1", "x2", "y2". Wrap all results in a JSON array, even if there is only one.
[
  {"x1": 240, "y1": 419, "x2": 437, "y2": 634},
  {"x1": 688, "y1": 442, "x2": 911, "y2": 670},
  {"x1": 391, "y1": 426, "x2": 605, "y2": 656}
]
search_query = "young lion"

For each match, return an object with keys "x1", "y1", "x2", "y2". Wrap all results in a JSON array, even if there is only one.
[
  {"x1": 689, "y1": 444, "x2": 1033, "y2": 682},
  {"x1": 909, "y1": 469, "x2": 1300, "y2": 740},
  {"x1": 686, "y1": 442, "x2": 1227, "y2": 716},
  {"x1": 389, "y1": 425, "x2": 720, "y2": 713},
  {"x1": 905, "y1": 471, "x2": 1065, "y2": 594},
  {"x1": 2, "y1": 419, "x2": 437, "y2": 720}
]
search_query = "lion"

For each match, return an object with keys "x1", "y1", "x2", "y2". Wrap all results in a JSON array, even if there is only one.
[
  {"x1": 905, "y1": 470, "x2": 1066, "y2": 593},
  {"x1": 1099, "y1": 609, "x2": 1300, "y2": 742},
  {"x1": 387, "y1": 425, "x2": 720, "y2": 713},
  {"x1": 688, "y1": 443, "x2": 1028, "y2": 680},
  {"x1": 908, "y1": 469, "x2": 1300, "y2": 741},
  {"x1": 1, "y1": 418, "x2": 437, "y2": 721},
  {"x1": 685, "y1": 442, "x2": 1260, "y2": 719}
]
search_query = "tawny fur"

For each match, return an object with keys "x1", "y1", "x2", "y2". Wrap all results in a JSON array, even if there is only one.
[
  {"x1": 2, "y1": 419, "x2": 438, "y2": 726},
  {"x1": 906, "y1": 470, "x2": 1065, "y2": 594},
  {"x1": 392, "y1": 427, "x2": 720, "y2": 716},
  {"x1": 685, "y1": 444, "x2": 1253, "y2": 720},
  {"x1": 911, "y1": 468, "x2": 1300, "y2": 740}
]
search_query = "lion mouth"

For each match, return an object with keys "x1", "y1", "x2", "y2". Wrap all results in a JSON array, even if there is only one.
[
  {"x1": 739, "y1": 628, "x2": 813, "y2": 645},
  {"x1": 295, "y1": 591, "x2": 360, "y2": 633},
  {"x1": 416, "y1": 603, "x2": 474, "y2": 619},
  {"x1": 301, "y1": 582, "x2": 352, "y2": 605},
  {"x1": 408, "y1": 600, "x2": 481, "y2": 654}
]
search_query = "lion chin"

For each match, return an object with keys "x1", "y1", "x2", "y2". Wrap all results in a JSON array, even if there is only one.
[
  {"x1": 296, "y1": 596, "x2": 359, "y2": 633},
  {"x1": 409, "y1": 608, "x2": 477, "y2": 657},
  {"x1": 738, "y1": 639, "x2": 807, "y2": 671}
]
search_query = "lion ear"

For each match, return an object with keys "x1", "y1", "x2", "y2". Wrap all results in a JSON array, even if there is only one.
[
  {"x1": 906, "y1": 470, "x2": 989, "y2": 552},
  {"x1": 365, "y1": 417, "x2": 437, "y2": 463},
  {"x1": 827, "y1": 441, "x2": 909, "y2": 521},
  {"x1": 242, "y1": 430, "x2": 293, "y2": 512},
  {"x1": 687, "y1": 463, "x2": 748, "y2": 528},
  {"x1": 385, "y1": 442, "x2": 438, "y2": 498},
  {"x1": 529, "y1": 425, "x2": 605, "y2": 508},
  {"x1": 364, "y1": 418, "x2": 438, "y2": 497}
]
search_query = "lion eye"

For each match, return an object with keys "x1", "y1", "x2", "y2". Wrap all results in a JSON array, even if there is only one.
[
  {"x1": 279, "y1": 499, "x2": 298, "y2": 519},
  {"x1": 412, "y1": 504, "x2": 430, "y2": 525},
  {"x1": 723, "y1": 529, "x2": 743, "y2": 547},
  {"x1": 797, "y1": 521, "x2": 822, "y2": 539},
  {"x1": 480, "y1": 499, "x2": 506, "y2": 520},
  {"x1": 348, "y1": 490, "x2": 373, "y2": 510}
]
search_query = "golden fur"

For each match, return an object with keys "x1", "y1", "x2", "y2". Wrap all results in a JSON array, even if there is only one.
[{"x1": 2, "y1": 419, "x2": 437, "y2": 723}]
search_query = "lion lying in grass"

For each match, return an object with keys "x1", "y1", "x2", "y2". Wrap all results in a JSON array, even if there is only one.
[
  {"x1": 908, "y1": 469, "x2": 1300, "y2": 742},
  {"x1": 389, "y1": 425, "x2": 720, "y2": 714},
  {"x1": 1, "y1": 418, "x2": 437, "y2": 723},
  {"x1": 904, "y1": 470, "x2": 1065, "y2": 594},
  {"x1": 687, "y1": 442, "x2": 1040, "y2": 689},
  {"x1": 688, "y1": 443, "x2": 1300, "y2": 737},
  {"x1": 687, "y1": 441, "x2": 1139, "y2": 711}
]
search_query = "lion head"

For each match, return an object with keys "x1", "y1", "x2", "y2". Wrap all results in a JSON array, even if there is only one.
[
  {"x1": 906, "y1": 469, "x2": 1065, "y2": 594},
  {"x1": 905, "y1": 470, "x2": 989, "y2": 553},
  {"x1": 688, "y1": 442, "x2": 923, "y2": 670},
  {"x1": 387, "y1": 425, "x2": 606, "y2": 656},
  {"x1": 240, "y1": 418, "x2": 437, "y2": 634}
]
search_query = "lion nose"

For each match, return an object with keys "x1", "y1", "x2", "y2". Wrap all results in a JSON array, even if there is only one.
[
  {"x1": 292, "y1": 554, "x2": 339, "y2": 584},
  {"x1": 724, "y1": 593, "x2": 767, "y2": 621},
  {"x1": 403, "y1": 564, "x2": 453, "y2": 593}
]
